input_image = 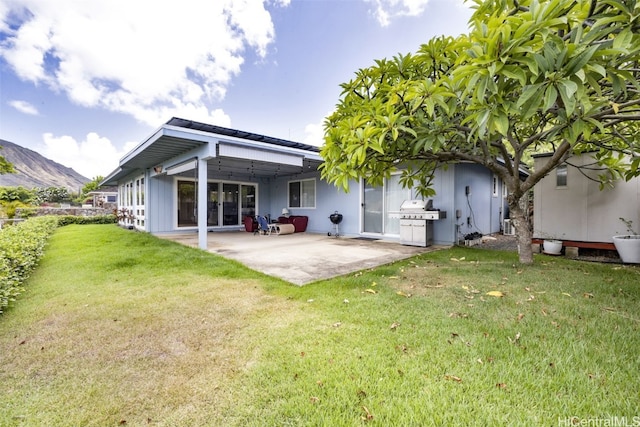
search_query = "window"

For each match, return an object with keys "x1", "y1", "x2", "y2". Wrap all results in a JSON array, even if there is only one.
[
  {"x1": 492, "y1": 175, "x2": 499, "y2": 197},
  {"x1": 177, "y1": 180, "x2": 197, "y2": 227},
  {"x1": 289, "y1": 179, "x2": 315, "y2": 208},
  {"x1": 241, "y1": 185, "x2": 256, "y2": 219},
  {"x1": 556, "y1": 165, "x2": 568, "y2": 187},
  {"x1": 133, "y1": 176, "x2": 146, "y2": 228}
]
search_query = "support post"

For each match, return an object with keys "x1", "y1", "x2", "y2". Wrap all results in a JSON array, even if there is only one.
[{"x1": 198, "y1": 157, "x2": 208, "y2": 250}]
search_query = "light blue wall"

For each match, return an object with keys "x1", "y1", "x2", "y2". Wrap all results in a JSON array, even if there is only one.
[
  {"x1": 267, "y1": 167, "x2": 461, "y2": 244},
  {"x1": 453, "y1": 163, "x2": 502, "y2": 239},
  {"x1": 421, "y1": 166, "x2": 457, "y2": 245},
  {"x1": 148, "y1": 174, "x2": 175, "y2": 232},
  {"x1": 137, "y1": 156, "x2": 502, "y2": 245},
  {"x1": 268, "y1": 171, "x2": 358, "y2": 235},
  {"x1": 313, "y1": 177, "x2": 360, "y2": 236}
]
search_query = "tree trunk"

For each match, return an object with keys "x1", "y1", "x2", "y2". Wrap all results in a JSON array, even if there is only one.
[{"x1": 508, "y1": 194, "x2": 534, "y2": 264}]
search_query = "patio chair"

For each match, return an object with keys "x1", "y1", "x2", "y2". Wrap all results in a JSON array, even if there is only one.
[{"x1": 256, "y1": 215, "x2": 278, "y2": 235}]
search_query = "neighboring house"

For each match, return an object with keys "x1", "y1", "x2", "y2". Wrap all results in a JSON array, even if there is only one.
[
  {"x1": 533, "y1": 152, "x2": 640, "y2": 249},
  {"x1": 103, "y1": 117, "x2": 513, "y2": 249},
  {"x1": 87, "y1": 187, "x2": 118, "y2": 210}
]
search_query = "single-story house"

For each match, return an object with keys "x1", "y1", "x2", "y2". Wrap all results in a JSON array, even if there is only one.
[
  {"x1": 86, "y1": 187, "x2": 118, "y2": 209},
  {"x1": 533, "y1": 152, "x2": 640, "y2": 249},
  {"x1": 103, "y1": 117, "x2": 513, "y2": 249}
]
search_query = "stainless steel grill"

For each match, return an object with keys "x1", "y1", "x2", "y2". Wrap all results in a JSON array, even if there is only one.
[
  {"x1": 398, "y1": 199, "x2": 446, "y2": 247},
  {"x1": 398, "y1": 199, "x2": 446, "y2": 220}
]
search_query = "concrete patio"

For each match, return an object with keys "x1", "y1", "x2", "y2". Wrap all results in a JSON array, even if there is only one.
[{"x1": 155, "y1": 230, "x2": 447, "y2": 285}]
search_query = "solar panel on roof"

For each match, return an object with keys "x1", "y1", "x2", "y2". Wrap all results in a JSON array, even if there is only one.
[{"x1": 166, "y1": 117, "x2": 320, "y2": 153}]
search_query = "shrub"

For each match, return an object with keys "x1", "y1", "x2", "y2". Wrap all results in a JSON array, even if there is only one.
[
  {"x1": 0, "y1": 216, "x2": 59, "y2": 313},
  {"x1": 55, "y1": 215, "x2": 117, "y2": 226},
  {"x1": 15, "y1": 206, "x2": 39, "y2": 218},
  {"x1": 0, "y1": 186, "x2": 36, "y2": 204},
  {"x1": 0, "y1": 200, "x2": 33, "y2": 219}
]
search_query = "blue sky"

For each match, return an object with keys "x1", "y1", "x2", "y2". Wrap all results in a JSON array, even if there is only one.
[{"x1": 0, "y1": 0, "x2": 472, "y2": 179}]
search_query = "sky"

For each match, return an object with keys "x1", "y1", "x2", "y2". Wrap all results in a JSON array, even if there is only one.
[{"x1": 0, "y1": 0, "x2": 473, "y2": 179}]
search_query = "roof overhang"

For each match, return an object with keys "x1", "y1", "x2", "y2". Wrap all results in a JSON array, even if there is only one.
[{"x1": 102, "y1": 118, "x2": 323, "y2": 186}]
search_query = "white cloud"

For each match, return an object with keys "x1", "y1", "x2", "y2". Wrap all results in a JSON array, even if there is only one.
[
  {"x1": 366, "y1": 0, "x2": 431, "y2": 27},
  {"x1": 0, "y1": 0, "x2": 286, "y2": 126},
  {"x1": 302, "y1": 110, "x2": 335, "y2": 147},
  {"x1": 302, "y1": 122, "x2": 324, "y2": 147},
  {"x1": 41, "y1": 132, "x2": 137, "y2": 178},
  {"x1": 8, "y1": 99, "x2": 39, "y2": 115}
]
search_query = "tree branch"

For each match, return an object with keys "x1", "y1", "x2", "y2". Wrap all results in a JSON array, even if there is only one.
[{"x1": 599, "y1": 114, "x2": 640, "y2": 121}]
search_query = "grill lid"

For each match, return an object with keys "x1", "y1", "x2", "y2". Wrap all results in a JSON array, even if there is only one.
[{"x1": 399, "y1": 199, "x2": 433, "y2": 212}]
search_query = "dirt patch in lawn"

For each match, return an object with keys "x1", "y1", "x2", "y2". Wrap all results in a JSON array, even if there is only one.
[{"x1": 385, "y1": 260, "x2": 468, "y2": 297}]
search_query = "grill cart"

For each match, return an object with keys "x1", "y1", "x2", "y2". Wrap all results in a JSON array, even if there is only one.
[
  {"x1": 328, "y1": 211, "x2": 343, "y2": 237},
  {"x1": 397, "y1": 199, "x2": 446, "y2": 247}
]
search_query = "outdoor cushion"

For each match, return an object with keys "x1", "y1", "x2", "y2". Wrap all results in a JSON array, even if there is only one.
[
  {"x1": 277, "y1": 215, "x2": 308, "y2": 232},
  {"x1": 277, "y1": 223, "x2": 295, "y2": 235}
]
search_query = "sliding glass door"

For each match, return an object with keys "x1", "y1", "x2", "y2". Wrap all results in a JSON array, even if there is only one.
[
  {"x1": 177, "y1": 180, "x2": 256, "y2": 228},
  {"x1": 363, "y1": 180, "x2": 383, "y2": 234},
  {"x1": 222, "y1": 183, "x2": 239, "y2": 226},
  {"x1": 207, "y1": 183, "x2": 219, "y2": 226},
  {"x1": 361, "y1": 174, "x2": 408, "y2": 236},
  {"x1": 178, "y1": 180, "x2": 197, "y2": 227}
]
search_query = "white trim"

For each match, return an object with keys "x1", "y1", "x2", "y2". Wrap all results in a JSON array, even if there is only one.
[
  {"x1": 287, "y1": 178, "x2": 316, "y2": 209},
  {"x1": 219, "y1": 143, "x2": 303, "y2": 167},
  {"x1": 166, "y1": 159, "x2": 197, "y2": 175},
  {"x1": 173, "y1": 177, "x2": 259, "y2": 230},
  {"x1": 359, "y1": 173, "x2": 409, "y2": 237}
]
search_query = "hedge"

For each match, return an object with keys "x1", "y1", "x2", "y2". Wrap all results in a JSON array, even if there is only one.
[
  {"x1": 56, "y1": 214, "x2": 117, "y2": 226},
  {"x1": 0, "y1": 215, "x2": 120, "y2": 314},
  {"x1": 0, "y1": 216, "x2": 59, "y2": 313}
]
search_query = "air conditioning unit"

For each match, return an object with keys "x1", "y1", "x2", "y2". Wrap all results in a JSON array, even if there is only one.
[{"x1": 503, "y1": 219, "x2": 515, "y2": 236}]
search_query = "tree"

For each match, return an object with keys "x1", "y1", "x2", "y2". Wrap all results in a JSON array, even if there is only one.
[
  {"x1": 0, "y1": 186, "x2": 35, "y2": 204},
  {"x1": 321, "y1": 0, "x2": 640, "y2": 264},
  {"x1": 0, "y1": 146, "x2": 15, "y2": 175},
  {"x1": 34, "y1": 187, "x2": 69, "y2": 204},
  {"x1": 81, "y1": 176, "x2": 104, "y2": 195}
]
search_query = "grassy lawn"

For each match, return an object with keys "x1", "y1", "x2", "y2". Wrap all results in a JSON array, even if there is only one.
[{"x1": 1, "y1": 225, "x2": 639, "y2": 426}]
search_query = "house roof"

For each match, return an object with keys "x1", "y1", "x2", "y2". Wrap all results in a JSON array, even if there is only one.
[
  {"x1": 166, "y1": 117, "x2": 320, "y2": 153},
  {"x1": 102, "y1": 117, "x2": 322, "y2": 185}
]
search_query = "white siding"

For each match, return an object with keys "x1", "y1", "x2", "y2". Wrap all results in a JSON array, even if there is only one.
[{"x1": 534, "y1": 153, "x2": 640, "y2": 242}]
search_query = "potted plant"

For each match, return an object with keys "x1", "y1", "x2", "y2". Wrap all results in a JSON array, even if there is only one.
[
  {"x1": 537, "y1": 231, "x2": 564, "y2": 255},
  {"x1": 543, "y1": 238, "x2": 563, "y2": 255},
  {"x1": 612, "y1": 218, "x2": 640, "y2": 264}
]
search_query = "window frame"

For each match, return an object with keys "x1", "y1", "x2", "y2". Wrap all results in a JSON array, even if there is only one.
[
  {"x1": 288, "y1": 178, "x2": 316, "y2": 209},
  {"x1": 556, "y1": 164, "x2": 568, "y2": 188}
]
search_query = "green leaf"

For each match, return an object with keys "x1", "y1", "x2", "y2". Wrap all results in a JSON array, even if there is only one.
[
  {"x1": 476, "y1": 74, "x2": 489, "y2": 100},
  {"x1": 513, "y1": 55, "x2": 540, "y2": 78},
  {"x1": 543, "y1": 85, "x2": 558, "y2": 112},
  {"x1": 492, "y1": 111, "x2": 509, "y2": 136},
  {"x1": 501, "y1": 66, "x2": 527, "y2": 86},
  {"x1": 565, "y1": 45, "x2": 599, "y2": 76},
  {"x1": 476, "y1": 108, "x2": 491, "y2": 136},
  {"x1": 557, "y1": 79, "x2": 578, "y2": 115},
  {"x1": 518, "y1": 84, "x2": 545, "y2": 118},
  {"x1": 571, "y1": 118, "x2": 587, "y2": 141},
  {"x1": 613, "y1": 28, "x2": 633, "y2": 50}
]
